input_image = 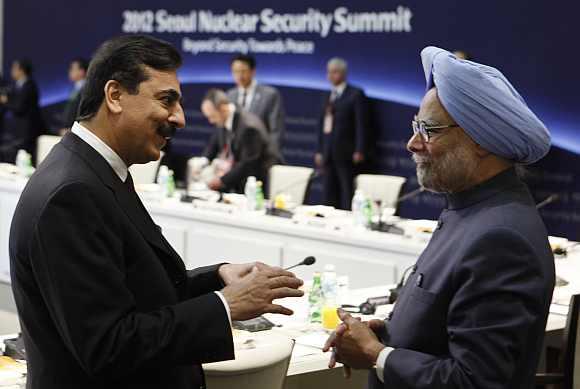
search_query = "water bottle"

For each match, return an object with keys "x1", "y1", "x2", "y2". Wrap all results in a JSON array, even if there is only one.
[
  {"x1": 255, "y1": 181, "x2": 265, "y2": 211},
  {"x1": 15, "y1": 149, "x2": 29, "y2": 177},
  {"x1": 308, "y1": 272, "x2": 323, "y2": 323},
  {"x1": 157, "y1": 165, "x2": 170, "y2": 198},
  {"x1": 351, "y1": 189, "x2": 367, "y2": 228},
  {"x1": 244, "y1": 176, "x2": 257, "y2": 211},
  {"x1": 167, "y1": 170, "x2": 176, "y2": 198}
]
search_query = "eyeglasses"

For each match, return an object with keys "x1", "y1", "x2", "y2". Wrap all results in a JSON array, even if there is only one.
[{"x1": 412, "y1": 116, "x2": 459, "y2": 143}]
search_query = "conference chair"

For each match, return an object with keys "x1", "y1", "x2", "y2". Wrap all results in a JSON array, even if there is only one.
[
  {"x1": 203, "y1": 333, "x2": 295, "y2": 389},
  {"x1": 355, "y1": 174, "x2": 406, "y2": 213},
  {"x1": 36, "y1": 135, "x2": 62, "y2": 166},
  {"x1": 536, "y1": 294, "x2": 580, "y2": 389},
  {"x1": 128, "y1": 153, "x2": 163, "y2": 185},
  {"x1": 268, "y1": 165, "x2": 314, "y2": 205}
]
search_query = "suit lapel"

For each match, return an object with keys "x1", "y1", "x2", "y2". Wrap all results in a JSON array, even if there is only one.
[
  {"x1": 249, "y1": 87, "x2": 261, "y2": 112},
  {"x1": 60, "y1": 133, "x2": 184, "y2": 271}
]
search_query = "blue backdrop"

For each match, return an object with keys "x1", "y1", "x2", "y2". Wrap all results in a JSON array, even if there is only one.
[{"x1": 3, "y1": 1, "x2": 579, "y2": 239}]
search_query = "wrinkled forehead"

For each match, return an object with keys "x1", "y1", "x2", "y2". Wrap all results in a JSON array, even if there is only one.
[{"x1": 417, "y1": 88, "x2": 454, "y2": 124}]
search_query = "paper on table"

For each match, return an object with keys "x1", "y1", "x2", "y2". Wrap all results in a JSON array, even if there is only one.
[{"x1": 294, "y1": 331, "x2": 329, "y2": 350}]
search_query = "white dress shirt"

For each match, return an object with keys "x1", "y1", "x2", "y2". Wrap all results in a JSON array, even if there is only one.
[{"x1": 70, "y1": 121, "x2": 232, "y2": 325}]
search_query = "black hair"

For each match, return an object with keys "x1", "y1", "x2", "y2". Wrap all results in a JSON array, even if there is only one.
[
  {"x1": 230, "y1": 53, "x2": 256, "y2": 69},
  {"x1": 77, "y1": 35, "x2": 182, "y2": 121}
]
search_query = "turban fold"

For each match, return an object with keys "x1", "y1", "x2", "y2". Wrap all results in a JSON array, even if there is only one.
[{"x1": 421, "y1": 46, "x2": 550, "y2": 164}]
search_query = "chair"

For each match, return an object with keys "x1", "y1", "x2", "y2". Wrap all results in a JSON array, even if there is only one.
[
  {"x1": 536, "y1": 294, "x2": 580, "y2": 389},
  {"x1": 128, "y1": 153, "x2": 163, "y2": 185},
  {"x1": 355, "y1": 174, "x2": 406, "y2": 211},
  {"x1": 268, "y1": 165, "x2": 314, "y2": 205},
  {"x1": 203, "y1": 333, "x2": 295, "y2": 389},
  {"x1": 36, "y1": 135, "x2": 62, "y2": 166}
]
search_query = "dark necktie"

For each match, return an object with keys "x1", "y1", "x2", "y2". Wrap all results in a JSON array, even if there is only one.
[{"x1": 241, "y1": 89, "x2": 247, "y2": 109}]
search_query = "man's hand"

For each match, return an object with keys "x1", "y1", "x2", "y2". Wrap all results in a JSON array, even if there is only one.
[
  {"x1": 218, "y1": 262, "x2": 270, "y2": 285},
  {"x1": 0, "y1": 95, "x2": 7, "y2": 104},
  {"x1": 353, "y1": 151, "x2": 365, "y2": 164},
  {"x1": 323, "y1": 310, "x2": 385, "y2": 370},
  {"x1": 208, "y1": 177, "x2": 223, "y2": 191},
  {"x1": 314, "y1": 153, "x2": 323, "y2": 168},
  {"x1": 221, "y1": 266, "x2": 304, "y2": 321}
]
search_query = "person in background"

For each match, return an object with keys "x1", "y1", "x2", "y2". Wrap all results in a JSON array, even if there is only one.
[
  {"x1": 315, "y1": 57, "x2": 369, "y2": 210},
  {"x1": 324, "y1": 46, "x2": 554, "y2": 389},
  {"x1": 0, "y1": 59, "x2": 45, "y2": 162},
  {"x1": 10, "y1": 35, "x2": 303, "y2": 389},
  {"x1": 227, "y1": 53, "x2": 285, "y2": 162},
  {"x1": 58, "y1": 57, "x2": 88, "y2": 135},
  {"x1": 200, "y1": 88, "x2": 278, "y2": 193}
]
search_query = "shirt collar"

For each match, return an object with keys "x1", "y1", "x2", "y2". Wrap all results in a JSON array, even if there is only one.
[
  {"x1": 333, "y1": 82, "x2": 347, "y2": 97},
  {"x1": 445, "y1": 167, "x2": 521, "y2": 210},
  {"x1": 15, "y1": 78, "x2": 27, "y2": 89},
  {"x1": 225, "y1": 103, "x2": 236, "y2": 131},
  {"x1": 71, "y1": 121, "x2": 128, "y2": 182},
  {"x1": 74, "y1": 79, "x2": 85, "y2": 91},
  {"x1": 238, "y1": 79, "x2": 257, "y2": 95}
]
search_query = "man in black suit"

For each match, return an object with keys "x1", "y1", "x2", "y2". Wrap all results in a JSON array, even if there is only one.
[
  {"x1": 0, "y1": 59, "x2": 45, "y2": 162},
  {"x1": 315, "y1": 57, "x2": 369, "y2": 210},
  {"x1": 58, "y1": 57, "x2": 88, "y2": 135},
  {"x1": 201, "y1": 88, "x2": 278, "y2": 193},
  {"x1": 9, "y1": 35, "x2": 303, "y2": 389},
  {"x1": 323, "y1": 47, "x2": 554, "y2": 389}
]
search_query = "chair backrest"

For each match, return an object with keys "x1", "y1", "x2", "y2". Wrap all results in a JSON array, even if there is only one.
[
  {"x1": 355, "y1": 174, "x2": 406, "y2": 210},
  {"x1": 563, "y1": 294, "x2": 580, "y2": 389},
  {"x1": 268, "y1": 165, "x2": 314, "y2": 205},
  {"x1": 36, "y1": 135, "x2": 62, "y2": 166},
  {"x1": 128, "y1": 153, "x2": 163, "y2": 185},
  {"x1": 203, "y1": 334, "x2": 294, "y2": 389}
]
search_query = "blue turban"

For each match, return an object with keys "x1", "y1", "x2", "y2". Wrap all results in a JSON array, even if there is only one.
[{"x1": 421, "y1": 46, "x2": 550, "y2": 164}]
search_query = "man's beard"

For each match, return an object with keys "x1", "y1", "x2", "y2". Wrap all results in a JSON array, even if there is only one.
[{"x1": 414, "y1": 146, "x2": 478, "y2": 193}]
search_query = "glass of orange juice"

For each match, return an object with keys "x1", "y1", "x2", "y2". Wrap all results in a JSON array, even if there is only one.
[{"x1": 322, "y1": 306, "x2": 339, "y2": 330}]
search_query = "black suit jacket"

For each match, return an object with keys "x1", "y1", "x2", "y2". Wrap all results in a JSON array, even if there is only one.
[
  {"x1": 9, "y1": 132, "x2": 234, "y2": 389},
  {"x1": 2, "y1": 79, "x2": 45, "y2": 153},
  {"x1": 203, "y1": 110, "x2": 277, "y2": 193},
  {"x1": 317, "y1": 84, "x2": 369, "y2": 162},
  {"x1": 370, "y1": 168, "x2": 555, "y2": 389}
]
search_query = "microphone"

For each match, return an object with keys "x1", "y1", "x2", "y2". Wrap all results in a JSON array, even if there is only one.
[
  {"x1": 390, "y1": 187, "x2": 425, "y2": 208},
  {"x1": 284, "y1": 256, "x2": 316, "y2": 271},
  {"x1": 536, "y1": 194, "x2": 559, "y2": 209}
]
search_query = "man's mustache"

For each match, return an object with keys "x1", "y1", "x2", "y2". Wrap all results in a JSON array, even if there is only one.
[{"x1": 157, "y1": 124, "x2": 177, "y2": 139}]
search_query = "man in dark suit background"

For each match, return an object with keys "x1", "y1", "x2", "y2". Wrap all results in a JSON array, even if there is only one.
[
  {"x1": 58, "y1": 57, "x2": 88, "y2": 135},
  {"x1": 227, "y1": 54, "x2": 285, "y2": 161},
  {"x1": 9, "y1": 35, "x2": 303, "y2": 389},
  {"x1": 0, "y1": 59, "x2": 45, "y2": 162},
  {"x1": 323, "y1": 47, "x2": 554, "y2": 389},
  {"x1": 201, "y1": 88, "x2": 278, "y2": 193},
  {"x1": 315, "y1": 57, "x2": 369, "y2": 210}
]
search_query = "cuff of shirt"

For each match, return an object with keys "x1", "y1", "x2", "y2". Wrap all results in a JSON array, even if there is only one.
[
  {"x1": 213, "y1": 291, "x2": 232, "y2": 326},
  {"x1": 375, "y1": 346, "x2": 394, "y2": 383}
]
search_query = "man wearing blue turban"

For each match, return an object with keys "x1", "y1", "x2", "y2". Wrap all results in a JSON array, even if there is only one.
[{"x1": 325, "y1": 47, "x2": 555, "y2": 388}]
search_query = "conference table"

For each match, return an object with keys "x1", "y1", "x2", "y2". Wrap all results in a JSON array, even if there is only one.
[{"x1": 0, "y1": 171, "x2": 579, "y2": 388}]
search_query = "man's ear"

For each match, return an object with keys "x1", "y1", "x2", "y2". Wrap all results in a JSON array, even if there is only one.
[{"x1": 103, "y1": 80, "x2": 123, "y2": 114}]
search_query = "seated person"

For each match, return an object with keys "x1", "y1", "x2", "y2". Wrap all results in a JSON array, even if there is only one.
[{"x1": 199, "y1": 88, "x2": 278, "y2": 193}]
